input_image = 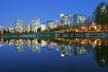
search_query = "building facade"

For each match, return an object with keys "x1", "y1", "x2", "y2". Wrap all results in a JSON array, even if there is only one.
[
  {"x1": 47, "y1": 21, "x2": 55, "y2": 29},
  {"x1": 60, "y1": 14, "x2": 71, "y2": 26},
  {"x1": 30, "y1": 19, "x2": 41, "y2": 32},
  {"x1": 73, "y1": 14, "x2": 88, "y2": 27},
  {"x1": 40, "y1": 23, "x2": 46, "y2": 31},
  {"x1": 0, "y1": 25, "x2": 5, "y2": 34},
  {"x1": 14, "y1": 20, "x2": 25, "y2": 33}
]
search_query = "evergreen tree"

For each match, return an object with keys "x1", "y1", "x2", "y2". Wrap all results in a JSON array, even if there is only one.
[
  {"x1": 37, "y1": 27, "x2": 42, "y2": 32},
  {"x1": 93, "y1": 2, "x2": 108, "y2": 30}
]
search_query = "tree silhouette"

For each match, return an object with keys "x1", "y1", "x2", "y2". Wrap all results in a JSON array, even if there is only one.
[
  {"x1": 93, "y1": 44, "x2": 108, "y2": 68},
  {"x1": 37, "y1": 27, "x2": 41, "y2": 32},
  {"x1": 93, "y1": 2, "x2": 108, "y2": 31}
]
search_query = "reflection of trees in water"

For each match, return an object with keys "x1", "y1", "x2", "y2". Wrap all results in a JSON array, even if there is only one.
[
  {"x1": 93, "y1": 43, "x2": 108, "y2": 68},
  {"x1": 37, "y1": 39, "x2": 41, "y2": 43}
]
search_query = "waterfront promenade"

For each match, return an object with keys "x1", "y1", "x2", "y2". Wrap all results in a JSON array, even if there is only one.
[{"x1": 0, "y1": 32, "x2": 108, "y2": 39}]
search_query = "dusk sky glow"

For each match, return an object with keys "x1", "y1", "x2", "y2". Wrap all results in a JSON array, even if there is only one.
[{"x1": 0, "y1": 0, "x2": 107, "y2": 27}]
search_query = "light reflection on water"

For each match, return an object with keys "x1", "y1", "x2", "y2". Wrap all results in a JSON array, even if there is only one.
[{"x1": 0, "y1": 38, "x2": 108, "y2": 72}]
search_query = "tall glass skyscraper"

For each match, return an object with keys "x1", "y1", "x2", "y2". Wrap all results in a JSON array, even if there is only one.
[
  {"x1": 73, "y1": 14, "x2": 88, "y2": 26},
  {"x1": 0, "y1": 25, "x2": 5, "y2": 32},
  {"x1": 14, "y1": 20, "x2": 25, "y2": 33},
  {"x1": 47, "y1": 21, "x2": 55, "y2": 29},
  {"x1": 40, "y1": 23, "x2": 46, "y2": 31},
  {"x1": 30, "y1": 19, "x2": 41, "y2": 32},
  {"x1": 60, "y1": 14, "x2": 71, "y2": 26}
]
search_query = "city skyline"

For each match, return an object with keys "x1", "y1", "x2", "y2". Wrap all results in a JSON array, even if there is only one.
[
  {"x1": 0, "y1": 0, "x2": 108, "y2": 72},
  {"x1": 0, "y1": 14, "x2": 91, "y2": 33},
  {"x1": 0, "y1": 0, "x2": 107, "y2": 27}
]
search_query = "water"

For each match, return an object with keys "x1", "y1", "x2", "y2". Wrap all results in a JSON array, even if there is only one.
[{"x1": 0, "y1": 38, "x2": 108, "y2": 72}]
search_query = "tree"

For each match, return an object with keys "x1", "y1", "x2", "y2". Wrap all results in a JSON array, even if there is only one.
[
  {"x1": 93, "y1": 2, "x2": 108, "y2": 31},
  {"x1": 3, "y1": 29, "x2": 7, "y2": 33},
  {"x1": 37, "y1": 27, "x2": 41, "y2": 32}
]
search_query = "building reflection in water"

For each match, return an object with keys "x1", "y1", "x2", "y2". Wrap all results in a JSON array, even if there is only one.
[
  {"x1": 0, "y1": 38, "x2": 7, "y2": 47},
  {"x1": 0, "y1": 38, "x2": 108, "y2": 67},
  {"x1": 15, "y1": 39, "x2": 25, "y2": 52},
  {"x1": 31, "y1": 39, "x2": 41, "y2": 53}
]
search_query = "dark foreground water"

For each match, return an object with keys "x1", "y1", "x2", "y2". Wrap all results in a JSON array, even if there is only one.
[{"x1": 0, "y1": 38, "x2": 108, "y2": 72}]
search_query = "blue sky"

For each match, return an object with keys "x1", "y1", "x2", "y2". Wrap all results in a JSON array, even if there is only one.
[{"x1": 0, "y1": 0, "x2": 107, "y2": 27}]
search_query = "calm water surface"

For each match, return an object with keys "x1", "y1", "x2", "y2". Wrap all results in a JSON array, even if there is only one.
[{"x1": 0, "y1": 38, "x2": 108, "y2": 72}]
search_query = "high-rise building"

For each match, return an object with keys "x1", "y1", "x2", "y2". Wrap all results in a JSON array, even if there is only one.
[
  {"x1": 0, "y1": 25, "x2": 5, "y2": 31},
  {"x1": 60, "y1": 14, "x2": 71, "y2": 26},
  {"x1": 73, "y1": 14, "x2": 88, "y2": 26},
  {"x1": 47, "y1": 20, "x2": 55, "y2": 29},
  {"x1": 40, "y1": 23, "x2": 46, "y2": 31},
  {"x1": 30, "y1": 19, "x2": 41, "y2": 32},
  {"x1": 0, "y1": 25, "x2": 5, "y2": 34},
  {"x1": 27, "y1": 24, "x2": 31, "y2": 32},
  {"x1": 8, "y1": 27, "x2": 14, "y2": 33},
  {"x1": 14, "y1": 20, "x2": 25, "y2": 33},
  {"x1": 47, "y1": 20, "x2": 59, "y2": 29},
  {"x1": 54, "y1": 20, "x2": 59, "y2": 28}
]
